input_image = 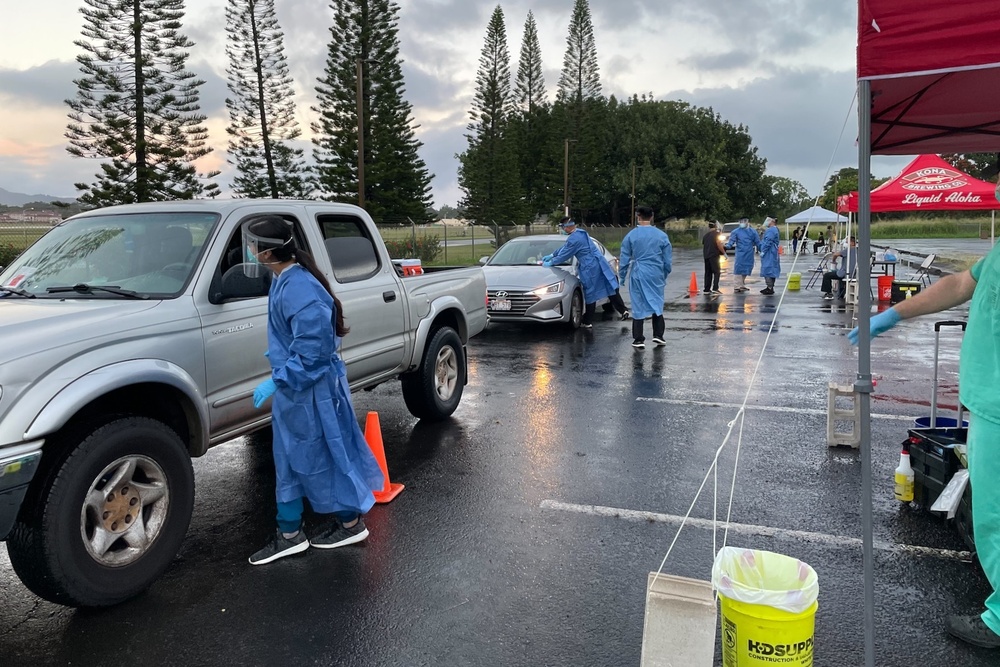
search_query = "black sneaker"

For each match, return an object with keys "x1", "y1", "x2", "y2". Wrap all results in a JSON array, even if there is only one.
[
  {"x1": 580, "y1": 322, "x2": 593, "y2": 329},
  {"x1": 711, "y1": 289, "x2": 722, "y2": 295},
  {"x1": 310, "y1": 517, "x2": 369, "y2": 549},
  {"x1": 652, "y1": 337, "x2": 666, "y2": 346},
  {"x1": 620, "y1": 309, "x2": 631, "y2": 321},
  {"x1": 946, "y1": 614, "x2": 1000, "y2": 648},
  {"x1": 631, "y1": 340, "x2": 645, "y2": 349},
  {"x1": 249, "y1": 529, "x2": 309, "y2": 565},
  {"x1": 760, "y1": 288, "x2": 775, "y2": 295},
  {"x1": 702, "y1": 290, "x2": 711, "y2": 294},
  {"x1": 822, "y1": 292, "x2": 834, "y2": 300}
]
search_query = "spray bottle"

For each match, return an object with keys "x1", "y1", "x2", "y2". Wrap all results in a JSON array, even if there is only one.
[{"x1": 895, "y1": 447, "x2": 915, "y2": 502}]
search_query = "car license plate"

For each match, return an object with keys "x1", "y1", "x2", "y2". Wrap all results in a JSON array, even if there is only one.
[{"x1": 490, "y1": 298, "x2": 511, "y2": 311}]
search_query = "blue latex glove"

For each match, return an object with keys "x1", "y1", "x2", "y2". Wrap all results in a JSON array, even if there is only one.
[
  {"x1": 263, "y1": 350, "x2": 269, "y2": 358},
  {"x1": 542, "y1": 254, "x2": 554, "y2": 263},
  {"x1": 542, "y1": 260, "x2": 553, "y2": 267},
  {"x1": 847, "y1": 308, "x2": 901, "y2": 346},
  {"x1": 253, "y1": 379, "x2": 277, "y2": 408}
]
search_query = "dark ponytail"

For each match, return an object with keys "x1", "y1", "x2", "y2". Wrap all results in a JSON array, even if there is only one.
[{"x1": 247, "y1": 216, "x2": 349, "y2": 337}]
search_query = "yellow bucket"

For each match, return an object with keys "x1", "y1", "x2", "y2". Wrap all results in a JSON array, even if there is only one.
[
  {"x1": 720, "y1": 596, "x2": 817, "y2": 666},
  {"x1": 713, "y1": 547, "x2": 819, "y2": 667},
  {"x1": 787, "y1": 272, "x2": 801, "y2": 291}
]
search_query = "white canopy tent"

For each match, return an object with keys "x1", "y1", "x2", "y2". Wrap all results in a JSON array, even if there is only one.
[{"x1": 784, "y1": 206, "x2": 849, "y2": 250}]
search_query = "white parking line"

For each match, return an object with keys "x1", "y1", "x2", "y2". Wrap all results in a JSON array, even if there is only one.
[
  {"x1": 636, "y1": 397, "x2": 915, "y2": 422},
  {"x1": 541, "y1": 499, "x2": 973, "y2": 563}
]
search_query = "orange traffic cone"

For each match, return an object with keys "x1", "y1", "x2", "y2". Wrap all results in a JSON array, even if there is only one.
[
  {"x1": 689, "y1": 271, "x2": 699, "y2": 294},
  {"x1": 364, "y1": 411, "x2": 404, "y2": 503}
]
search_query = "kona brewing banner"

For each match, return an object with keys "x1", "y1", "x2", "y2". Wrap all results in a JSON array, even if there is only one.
[{"x1": 837, "y1": 155, "x2": 1000, "y2": 213}]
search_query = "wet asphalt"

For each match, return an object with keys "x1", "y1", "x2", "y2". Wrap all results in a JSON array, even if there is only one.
[{"x1": 0, "y1": 249, "x2": 994, "y2": 666}]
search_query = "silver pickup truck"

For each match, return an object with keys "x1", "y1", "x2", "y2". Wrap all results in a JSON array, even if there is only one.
[{"x1": 0, "y1": 199, "x2": 487, "y2": 607}]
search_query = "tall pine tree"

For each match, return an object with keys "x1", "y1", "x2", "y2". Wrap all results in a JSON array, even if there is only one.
[
  {"x1": 66, "y1": 0, "x2": 219, "y2": 206},
  {"x1": 225, "y1": 0, "x2": 310, "y2": 199},
  {"x1": 312, "y1": 0, "x2": 433, "y2": 223},
  {"x1": 511, "y1": 10, "x2": 551, "y2": 218},
  {"x1": 458, "y1": 5, "x2": 524, "y2": 225},
  {"x1": 554, "y1": 0, "x2": 608, "y2": 221}
]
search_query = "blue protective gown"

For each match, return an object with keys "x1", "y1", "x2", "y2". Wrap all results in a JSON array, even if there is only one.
[
  {"x1": 266, "y1": 265, "x2": 383, "y2": 515},
  {"x1": 617, "y1": 225, "x2": 673, "y2": 319},
  {"x1": 548, "y1": 230, "x2": 619, "y2": 303},
  {"x1": 726, "y1": 226, "x2": 760, "y2": 276},
  {"x1": 759, "y1": 226, "x2": 781, "y2": 279}
]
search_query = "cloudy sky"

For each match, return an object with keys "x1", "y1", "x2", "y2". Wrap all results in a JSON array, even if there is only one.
[{"x1": 0, "y1": 0, "x2": 910, "y2": 206}]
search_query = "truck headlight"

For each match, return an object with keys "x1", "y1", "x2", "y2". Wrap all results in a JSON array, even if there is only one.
[{"x1": 530, "y1": 281, "x2": 564, "y2": 297}]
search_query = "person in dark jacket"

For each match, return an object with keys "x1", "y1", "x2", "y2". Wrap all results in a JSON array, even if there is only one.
[{"x1": 702, "y1": 222, "x2": 726, "y2": 294}]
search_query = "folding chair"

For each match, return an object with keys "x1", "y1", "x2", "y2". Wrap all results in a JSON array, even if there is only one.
[
  {"x1": 805, "y1": 252, "x2": 833, "y2": 290},
  {"x1": 909, "y1": 254, "x2": 936, "y2": 286}
]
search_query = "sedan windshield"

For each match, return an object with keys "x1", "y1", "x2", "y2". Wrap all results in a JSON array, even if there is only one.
[
  {"x1": 488, "y1": 239, "x2": 568, "y2": 266},
  {"x1": 0, "y1": 212, "x2": 218, "y2": 298}
]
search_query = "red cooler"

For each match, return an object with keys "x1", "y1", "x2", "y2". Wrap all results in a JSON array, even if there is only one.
[{"x1": 877, "y1": 275, "x2": 894, "y2": 302}]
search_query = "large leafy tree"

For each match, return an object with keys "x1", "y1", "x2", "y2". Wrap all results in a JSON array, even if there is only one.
[
  {"x1": 458, "y1": 5, "x2": 524, "y2": 225},
  {"x1": 313, "y1": 0, "x2": 433, "y2": 223},
  {"x1": 603, "y1": 96, "x2": 774, "y2": 222},
  {"x1": 554, "y1": 0, "x2": 608, "y2": 221},
  {"x1": 942, "y1": 153, "x2": 1000, "y2": 182},
  {"x1": 225, "y1": 0, "x2": 310, "y2": 198},
  {"x1": 66, "y1": 0, "x2": 219, "y2": 206},
  {"x1": 510, "y1": 10, "x2": 553, "y2": 219}
]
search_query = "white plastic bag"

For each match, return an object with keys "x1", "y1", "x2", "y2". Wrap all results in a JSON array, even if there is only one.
[
  {"x1": 930, "y1": 469, "x2": 969, "y2": 520},
  {"x1": 712, "y1": 547, "x2": 818, "y2": 614}
]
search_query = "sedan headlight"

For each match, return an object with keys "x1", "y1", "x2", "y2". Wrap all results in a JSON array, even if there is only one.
[{"x1": 530, "y1": 281, "x2": 564, "y2": 297}]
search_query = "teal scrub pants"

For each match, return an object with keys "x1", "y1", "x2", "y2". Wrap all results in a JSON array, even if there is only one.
[{"x1": 968, "y1": 414, "x2": 1000, "y2": 634}]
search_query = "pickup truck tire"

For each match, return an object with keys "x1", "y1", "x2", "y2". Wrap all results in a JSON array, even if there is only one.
[
  {"x1": 7, "y1": 417, "x2": 195, "y2": 607},
  {"x1": 566, "y1": 289, "x2": 583, "y2": 329},
  {"x1": 401, "y1": 327, "x2": 465, "y2": 421}
]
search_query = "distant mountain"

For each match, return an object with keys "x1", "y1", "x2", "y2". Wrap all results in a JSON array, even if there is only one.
[{"x1": 0, "y1": 187, "x2": 76, "y2": 207}]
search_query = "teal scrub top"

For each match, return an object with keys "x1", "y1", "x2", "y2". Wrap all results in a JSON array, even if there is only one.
[{"x1": 959, "y1": 244, "x2": 1000, "y2": 424}]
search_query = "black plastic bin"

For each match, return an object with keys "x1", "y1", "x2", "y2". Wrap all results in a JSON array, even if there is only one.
[{"x1": 905, "y1": 426, "x2": 965, "y2": 510}]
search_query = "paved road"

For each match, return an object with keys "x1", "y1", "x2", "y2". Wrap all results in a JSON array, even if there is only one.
[{"x1": 0, "y1": 249, "x2": 992, "y2": 666}]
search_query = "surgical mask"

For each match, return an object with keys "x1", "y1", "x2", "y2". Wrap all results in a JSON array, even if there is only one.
[
  {"x1": 558, "y1": 228, "x2": 569, "y2": 236},
  {"x1": 739, "y1": 222, "x2": 748, "y2": 229}
]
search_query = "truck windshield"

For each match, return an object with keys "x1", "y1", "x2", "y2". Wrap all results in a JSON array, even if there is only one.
[
  {"x1": 489, "y1": 239, "x2": 567, "y2": 266},
  {"x1": 0, "y1": 212, "x2": 218, "y2": 298}
]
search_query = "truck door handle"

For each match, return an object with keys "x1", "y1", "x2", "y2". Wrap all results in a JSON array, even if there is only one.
[{"x1": 383, "y1": 291, "x2": 396, "y2": 303}]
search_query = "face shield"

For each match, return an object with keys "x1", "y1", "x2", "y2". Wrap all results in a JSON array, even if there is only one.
[{"x1": 241, "y1": 219, "x2": 293, "y2": 278}]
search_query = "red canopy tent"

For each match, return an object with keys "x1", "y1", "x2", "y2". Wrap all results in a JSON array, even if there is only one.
[
  {"x1": 836, "y1": 154, "x2": 1000, "y2": 213},
  {"x1": 859, "y1": 1, "x2": 1000, "y2": 154},
  {"x1": 853, "y1": 4, "x2": 1000, "y2": 665}
]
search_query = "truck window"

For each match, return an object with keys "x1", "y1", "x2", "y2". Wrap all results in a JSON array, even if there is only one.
[
  {"x1": 315, "y1": 214, "x2": 380, "y2": 283},
  {"x1": 209, "y1": 214, "x2": 305, "y2": 303}
]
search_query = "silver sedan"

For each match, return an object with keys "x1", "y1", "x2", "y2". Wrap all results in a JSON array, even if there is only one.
[{"x1": 481, "y1": 234, "x2": 619, "y2": 329}]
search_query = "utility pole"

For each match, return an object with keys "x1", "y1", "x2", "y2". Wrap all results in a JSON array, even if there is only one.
[
  {"x1": 630, "y1": 162, "x2": 637, "y2": 224},
  {"x1": 563, "y1": 139, "x2": 576, "y2": 217},
  {"x1": 356, "y1": 57, "x2": 378, "y2": 209}
]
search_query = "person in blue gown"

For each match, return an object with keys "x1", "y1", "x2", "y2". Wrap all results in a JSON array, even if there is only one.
[
  {"x1": 542, "y1": 217, "x2": 630, "y2": 326},
  {"x1": 759, "y1": 217, "x2": 781, "y2": 295},
  {"x1": 725, "y1": 218, "x2": 760, "y2": 292},
  {"x1": 617, "y1": 206, "x2": 672, "y2": 349},
  {"x1": 246, "y1": 216, "x2": 384, "y2": 566}
]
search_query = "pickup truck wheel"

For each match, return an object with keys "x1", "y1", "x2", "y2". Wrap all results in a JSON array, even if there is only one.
[
  {"x1": 6, "y1": 417, "x2": 194, "y2": 607},
  {"x1": 566, "y1": 290, "x2": 583, "y2": 329},
  {"x1": 401, "y1": 327, "x2": 465, "y2": 421}
]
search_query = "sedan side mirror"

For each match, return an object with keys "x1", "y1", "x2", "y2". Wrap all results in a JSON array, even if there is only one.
[{"x1": 479, "y1": 256, "x2": 490, "y2": 266}]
